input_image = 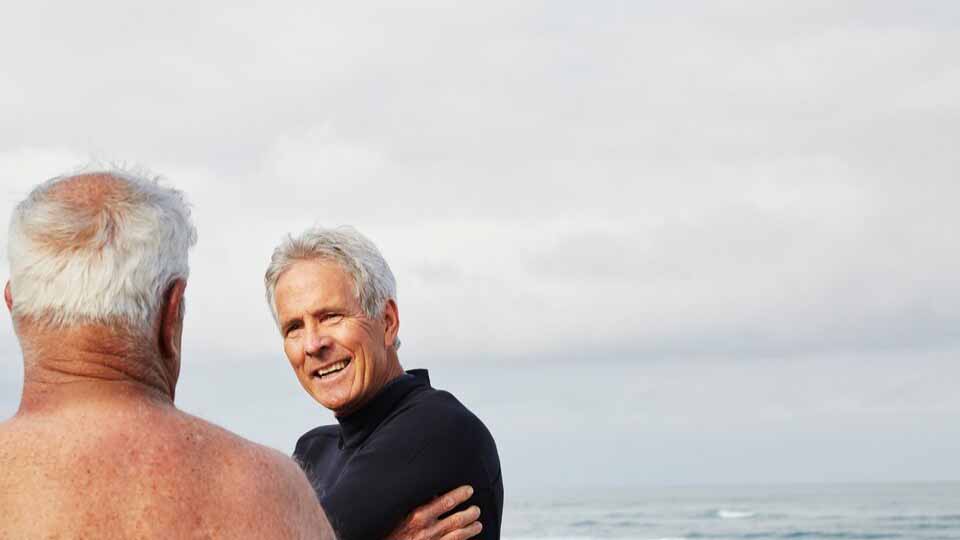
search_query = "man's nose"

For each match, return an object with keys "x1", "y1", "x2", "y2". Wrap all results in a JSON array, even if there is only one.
[{"x1": 304, "y1": 328, "x2": 334, "y2": 357}]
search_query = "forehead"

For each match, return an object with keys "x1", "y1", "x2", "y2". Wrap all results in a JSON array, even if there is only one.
[{"x1": 274, "y1": 259, "x2": 358, "y2": 316}]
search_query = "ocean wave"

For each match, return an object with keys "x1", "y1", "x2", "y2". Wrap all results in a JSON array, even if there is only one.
[
  {"x1": 892, "y1": 522, "x2": 957, "y2": 531},
  {"x1": 501, "y1": 537, "x2": 646, "y2": 540},
  {"x1": 604, "y1": 510, "x2": 650, "y2": 520},
  {"x1": 684, "y1": 532, "x2": 903, "y2": 540},
  {"x1": 880, "y1": 514, "x2": 960, "y2": 522},
  {"x1": 778, "y1": 532, "x2": 902, "y2": 539},
  {"x1": 568, "y1": 517, "x2": 654, "y2": 530},
  {"x1": 501, "y1": 537, "x2": 599, "y2": 540},
  {"x1": 717, "y1": 509, "x2": 756, "y2": 519}
]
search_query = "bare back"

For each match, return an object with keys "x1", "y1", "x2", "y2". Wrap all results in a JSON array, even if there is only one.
[{"x1": 0, "y1": 401, "x2": 333, "y2": 540}]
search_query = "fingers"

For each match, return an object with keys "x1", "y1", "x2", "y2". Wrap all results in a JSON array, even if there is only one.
[
  {"x1": 390, "y1": 485, "x2": 478, "y2": 540},
  {"x1": 434, "y1": 505, "x2": 480, "y2": 536},
  {"x1": 424, "y1": 485, "x2": 474, "y2": 520},
  {"x1": 440, "y1": 520, "x2": 483, "y2": 540}
]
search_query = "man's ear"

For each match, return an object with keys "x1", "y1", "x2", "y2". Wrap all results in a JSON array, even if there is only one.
[
  {"x1": 4, "y1": 281, "x2": 12, "y2": 312},
  {"x1": 159, "y1": 279, "x2": 187, "y2": 360},
  {"x1": 383, "y1": 299, "x2": 400, "y2": 349}
]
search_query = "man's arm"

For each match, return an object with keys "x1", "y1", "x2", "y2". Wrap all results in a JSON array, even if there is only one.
[
  {"x1": 318, "y1": 401, "x2": 501, "y2": 540},
  {"x1": 388, "y1": 485, "x2": 483, "y2": 540}
]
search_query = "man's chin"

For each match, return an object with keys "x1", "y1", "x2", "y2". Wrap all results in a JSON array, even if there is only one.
[
  {"x1": 319, "y1": 393, "x2": 360, "y2": 417},
  {"x1": 310, "y1": 386, "x2": 355, "y2": 415}
]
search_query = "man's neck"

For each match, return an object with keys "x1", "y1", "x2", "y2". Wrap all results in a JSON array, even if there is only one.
[
  {"x1": 19, "y1": 376, "x2": 174, "y2": 416},
  {"x1": 15, "y1": 323, "x2": 176, "y2": 416},
  {"x1": 333, "y1": 356, "x2": 406, "y2": 419}
]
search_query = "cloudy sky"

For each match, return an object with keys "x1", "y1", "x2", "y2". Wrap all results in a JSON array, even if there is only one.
[{"x1": 2, "y1": 1, "x2": 959, "y2": 496}]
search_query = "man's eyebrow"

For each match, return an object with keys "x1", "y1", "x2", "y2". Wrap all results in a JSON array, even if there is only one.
[{"x1": 308, "y1": 305, "x2": 343, "y2": 317}]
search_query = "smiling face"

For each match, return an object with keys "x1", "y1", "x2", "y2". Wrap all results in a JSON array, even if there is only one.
[{"x1": 274, "y1": 258, "x2": 402, "y2": 416}]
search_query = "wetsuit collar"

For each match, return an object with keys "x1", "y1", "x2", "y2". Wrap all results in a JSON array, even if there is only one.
[{"x1": 336, "y1": 369, "x2": 431, "y2": 449}]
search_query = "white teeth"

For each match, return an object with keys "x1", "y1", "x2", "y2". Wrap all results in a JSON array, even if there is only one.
[{"x1": 316, "y1": 360, "x2": 348, "y2": 377}]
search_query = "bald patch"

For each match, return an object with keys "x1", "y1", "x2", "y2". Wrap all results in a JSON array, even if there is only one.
[
  {"x1": 30, "y1": 173, "x2": 142, "y2": 251},
  {"x1": 47, "y1": 173, "x2": 135, "y2": 207}
]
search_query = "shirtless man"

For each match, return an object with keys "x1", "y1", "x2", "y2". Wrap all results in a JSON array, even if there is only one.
[{"x1": 0, "y1": 171, "x2": 480, "y2": 539}]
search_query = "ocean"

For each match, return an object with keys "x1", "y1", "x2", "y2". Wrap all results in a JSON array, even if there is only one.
[{"x1": 502, "y1": 483, "x2": 960, "y2": 540}]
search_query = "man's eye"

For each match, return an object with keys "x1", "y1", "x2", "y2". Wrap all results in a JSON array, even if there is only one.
[
  {"x1": 285, "y1": 323, "x2": 303, "y2": 337},
  {"x1": 322, "y1": 314, "x2": 343, "y2": 324}
]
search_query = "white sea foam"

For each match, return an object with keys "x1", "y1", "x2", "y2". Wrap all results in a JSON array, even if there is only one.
[{"x1": 716, "y1": 509, "x2": 755, "y2": 519}]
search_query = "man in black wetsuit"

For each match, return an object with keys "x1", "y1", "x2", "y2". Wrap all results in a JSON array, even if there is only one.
[{"x1": 264, "y1": 226, "x2": 504, "y2": 540}]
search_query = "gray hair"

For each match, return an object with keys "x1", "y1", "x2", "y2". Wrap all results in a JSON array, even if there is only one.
[
  {"x1": 264, "y1": 226, "x2": 399, "y2": 348},
  {"x1": 6, "y1": 167, "x2": 197, "y2": 332}
]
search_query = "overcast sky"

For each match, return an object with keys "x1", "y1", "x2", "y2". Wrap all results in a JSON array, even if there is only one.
[{"x1": 2, "y1": 1, "x2": 959, "y2": 496}]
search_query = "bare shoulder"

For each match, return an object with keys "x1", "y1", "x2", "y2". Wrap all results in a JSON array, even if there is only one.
[
  {"x1": 170, "y1": 411, "x2": 336, "y2": 540},
  {"x1": 0, "y1": 408, "x2": 335, "y2": 539},
  {"x1": 0, "y1": 418, "x2": 22, "y2": 479}
]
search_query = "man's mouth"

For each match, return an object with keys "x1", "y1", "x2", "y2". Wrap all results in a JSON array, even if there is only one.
[{"x1": 313, "y1": 358, "x2": 352, "y2": 379}]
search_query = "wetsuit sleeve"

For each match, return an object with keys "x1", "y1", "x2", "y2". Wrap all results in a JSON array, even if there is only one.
[{"x1": 320, "y1": 398, "x2": 502, "y2": 540}]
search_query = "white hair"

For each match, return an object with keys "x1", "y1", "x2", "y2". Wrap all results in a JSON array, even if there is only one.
[
  {"x1": 264, "y1": 226, "x2": 400, "y2": 348},
  {"x1": 6, "y1": 167, "x2": 197, "y2": 332}
]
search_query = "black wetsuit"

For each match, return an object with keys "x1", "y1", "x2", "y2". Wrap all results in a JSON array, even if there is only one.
[{"x1": 293, "y1": 369, "x2": 503, "y2": 540}]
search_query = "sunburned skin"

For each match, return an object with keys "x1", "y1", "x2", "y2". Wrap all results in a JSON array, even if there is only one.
[
  {"x1": 0, "y1": 393, "x2": 333, "y2": 539},
  {"x1": 0, "y1": 313, "x2": 335, "y2": 540}
]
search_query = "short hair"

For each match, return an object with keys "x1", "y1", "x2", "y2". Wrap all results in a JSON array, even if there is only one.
[
  {"x1": 264, "y1": 226, "x2": 400, "y2": 347},
  {"x1": 6, "y1": 168, "x2": 197, "y2": 332}
]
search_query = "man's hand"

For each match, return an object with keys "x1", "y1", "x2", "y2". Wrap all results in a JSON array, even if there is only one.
[{"x1": 387, "y1": 485, "x2": 482, "y2": 540}]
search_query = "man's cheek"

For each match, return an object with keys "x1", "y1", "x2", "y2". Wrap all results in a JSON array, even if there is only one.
[{"x1": 285, "y1": 348, "x2": 302, "y2": 369}]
